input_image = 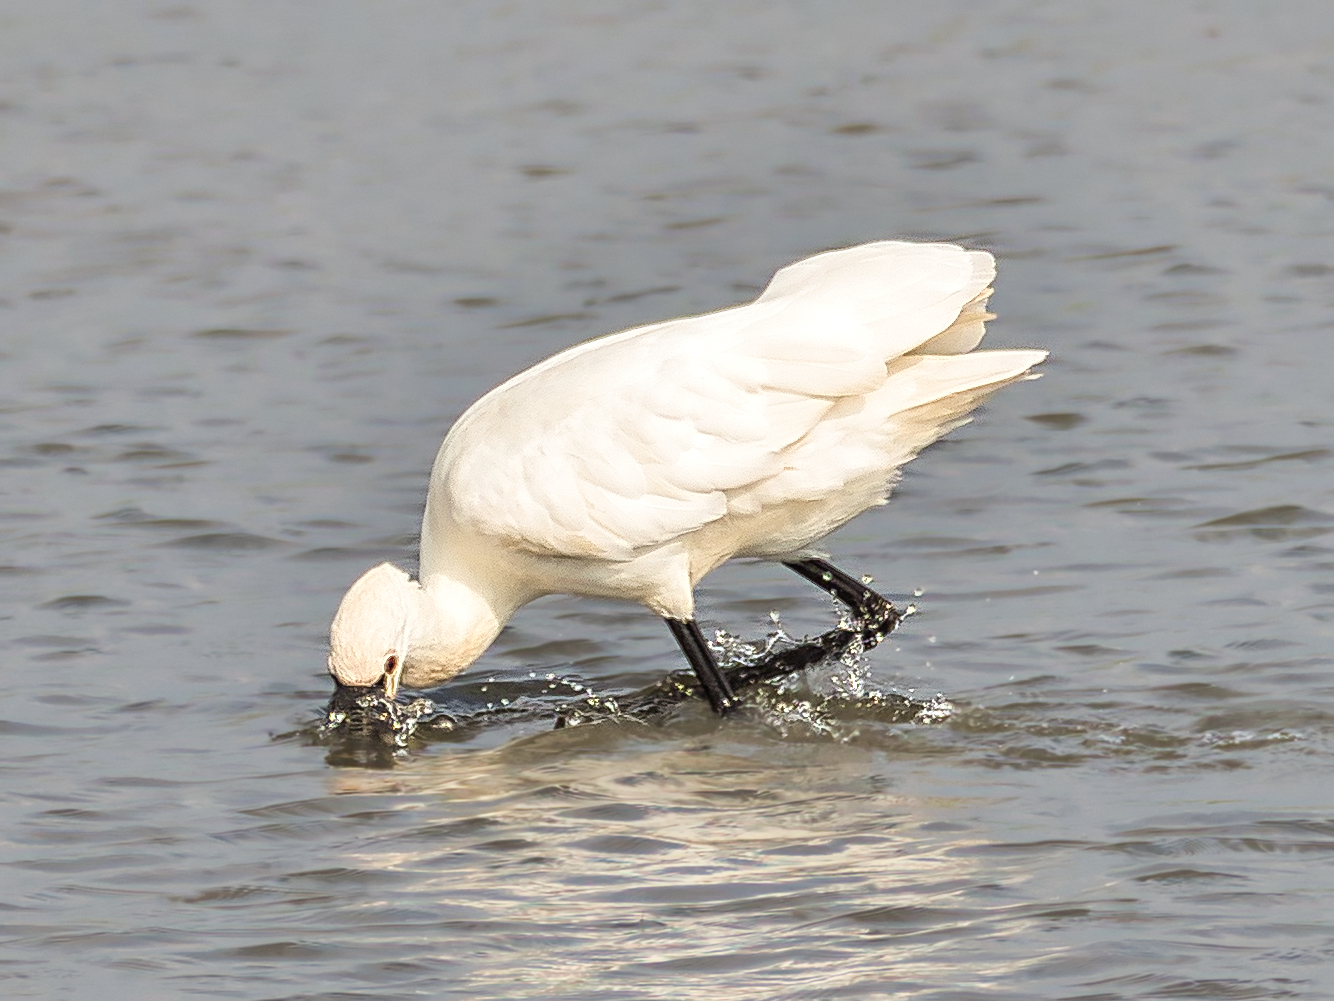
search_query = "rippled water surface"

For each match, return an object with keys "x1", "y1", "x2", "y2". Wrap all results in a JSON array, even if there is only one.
[{"x1": 3, "y1": 2, "x2": 1334, "y2": 998}]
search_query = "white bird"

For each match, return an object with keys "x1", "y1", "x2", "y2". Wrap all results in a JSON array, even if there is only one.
[{"x1": 328, "y1": 241, "x2": 1046, "y2": 714}]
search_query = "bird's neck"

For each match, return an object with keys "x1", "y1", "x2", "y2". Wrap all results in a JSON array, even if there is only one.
[{"x1": 402, "y1": 572, "x2": 511, "y2": 687}]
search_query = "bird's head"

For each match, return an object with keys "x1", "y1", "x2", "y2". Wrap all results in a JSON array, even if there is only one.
[{"x1": 327, "y1": 562, "x2": 419, "y2": 699}]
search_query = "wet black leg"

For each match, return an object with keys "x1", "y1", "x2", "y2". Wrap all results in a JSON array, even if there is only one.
[
  {"x1": 664, "y1": 617, "x2": 739, "y2": 715},
  {"x1": 783, "y1": 558, "x2": 902, "y2": 641}
]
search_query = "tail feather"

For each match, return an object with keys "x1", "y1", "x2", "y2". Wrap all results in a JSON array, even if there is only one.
[
  {"x1": 880, "y1": 351, "x2": 1045, "y2": 465},
  {"x1": 908, "y1": 287, "x2": 996, "y2": 356}
]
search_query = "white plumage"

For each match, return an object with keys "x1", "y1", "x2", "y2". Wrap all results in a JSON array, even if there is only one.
[{"x1": 328, "y1": 241, "x2": 1046, "y2": 706}]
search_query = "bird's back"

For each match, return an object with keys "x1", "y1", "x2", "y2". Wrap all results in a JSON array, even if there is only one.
[{"x1": 427, "y1": 242, "x2": 1045, "y2": 580}]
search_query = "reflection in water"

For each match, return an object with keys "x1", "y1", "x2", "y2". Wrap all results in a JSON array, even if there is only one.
[{"x1": 322, "y1": 740, "x2": 991, "y2": 995}]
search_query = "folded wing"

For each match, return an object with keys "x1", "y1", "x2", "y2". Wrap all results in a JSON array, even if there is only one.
[{"x1": 439, "y1": 242, "x2": 1045, "y2": 560}]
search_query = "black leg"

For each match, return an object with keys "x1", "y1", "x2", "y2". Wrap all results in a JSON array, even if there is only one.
[
  {"x1": 664, "y1": 617, "x2": 739, "y2": 715},
  {"x1": 783, "y1": 558, "x2": 902, "y2": 642}
]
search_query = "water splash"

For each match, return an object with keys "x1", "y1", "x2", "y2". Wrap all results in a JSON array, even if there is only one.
[
  {"x1": 707, "y1": 609, "x2": 792, "y2": 666},
  {"x1": 703, "y1": 610, "x2": 952, "y2": 741},
  {"x1": 320, "y1": 690, "x2": 441, "y2": 749},
  {"x1": 912, "y1": 694, "x2": 957, "y2": 724},
  {"x1": 307, "y1": 596, "x2": 937, "y2": 758}
]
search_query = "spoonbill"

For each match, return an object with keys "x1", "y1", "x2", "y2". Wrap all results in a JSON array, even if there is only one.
[{"x1": 328, "y1": 241, "x2": 1046, "y2": 715}]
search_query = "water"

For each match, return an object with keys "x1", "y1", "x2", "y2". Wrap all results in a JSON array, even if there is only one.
[{"x1": 2, "y1": 1, "x2": 1333, "y2": 997}]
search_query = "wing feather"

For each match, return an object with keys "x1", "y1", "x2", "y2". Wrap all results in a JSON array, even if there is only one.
[{"x1": 437, "y1": 242, "x2": 1042, "y2": 560}]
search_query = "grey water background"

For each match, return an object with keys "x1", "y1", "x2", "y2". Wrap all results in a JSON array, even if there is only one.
[{"x1": 2, "y1": 1, "x2": 1333, "y2": 997}]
